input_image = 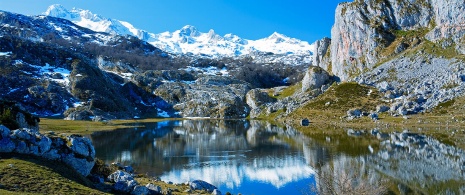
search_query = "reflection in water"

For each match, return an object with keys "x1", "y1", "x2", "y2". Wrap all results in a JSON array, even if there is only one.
[
  {"x1": 91, "y1": 120, "x2": 317, "y2": 194},
  {"x1": 91, "y1": 120, "x2": 465, "y2": 194}
]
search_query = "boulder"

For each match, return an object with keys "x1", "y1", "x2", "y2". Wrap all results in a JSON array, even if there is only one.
[
  {"x1": 346, "y1": 109, "x2": 362, "y2": 120},
  {"x1": 246, "y1": 89, "x2": 276, "y2": 109},
  {"x1": 189, "y1": 180, "x2": 218, "y2": 193},
  {"x1": 0, "y1": 125, "x2": 10, "y2": 138},
  {"x1": 108, "y1": 170, "x2": 134, "y2": 183},
  {"x1": 67, "y1": 135, "x2": 95, "y2": 158},
  {"x1": 132, "y1": 185, "x2": 150, "y2": 195},
  {"x1": 302, "y1": 66, "x2": 331, "y2": 92},
  {"x1": 146, "y1": 183, "x2": 163, "y2": 195},
  {"x1": 301, "y1": 118, "x2": 310, "y2": 126},
  {"x1": 0, "y1": 138, "x2": 15, "y2": 152},
  {"x1": 212, "y1": 189, "x2": 222, "y2": 195}
]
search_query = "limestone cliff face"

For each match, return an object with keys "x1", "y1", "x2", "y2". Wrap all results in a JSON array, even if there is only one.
[
  {"x1": 426, "y1": 0, "x2": 465, "y2": 53},
  {"x1": 326, "y1": 0, "x2": 465, "y2": 81}
]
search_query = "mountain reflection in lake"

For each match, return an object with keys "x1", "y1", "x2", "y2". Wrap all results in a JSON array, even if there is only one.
[
  {"x1": 90, "y1": 120, "x2": 465, "y2": 194},
  {"x1": 91, "y1": 120, "x2": 316, "y2": 194}
]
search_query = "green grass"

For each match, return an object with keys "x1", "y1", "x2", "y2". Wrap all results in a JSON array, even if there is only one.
[
  {"x1": 268, "y1": 82, "x2": 302, "y2": 100},
  {"x1": 39, "y1": 118, "x2": 173, "y2": 135},
  {"x1": 0, "y1": 154, "x2": 108, "y2": 194}
]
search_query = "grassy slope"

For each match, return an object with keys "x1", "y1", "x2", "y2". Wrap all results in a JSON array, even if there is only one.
[
  {"x1": 39, "y1": 118, "x2": 175, "y2": 135},
  {"x1": 0, "y1": 154, "x2": 107, "y2": 194}
]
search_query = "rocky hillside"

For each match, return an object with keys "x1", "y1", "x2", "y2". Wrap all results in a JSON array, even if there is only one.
[
  {"x1": 0, "y1": 10, "x2": 310, "y2": 120},
  {"x1": 301, "y1": 0, "x2": 465, "y2": 117}
]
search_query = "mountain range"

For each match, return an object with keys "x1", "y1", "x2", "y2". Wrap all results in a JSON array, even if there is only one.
[{"x1": 44, "y1": 4, "x2": 315, "y2": 59}]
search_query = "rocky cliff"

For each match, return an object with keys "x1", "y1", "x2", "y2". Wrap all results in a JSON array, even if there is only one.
[
  {"x1": 303, "y1": 0, "x2": 465, "y2": 115},
  {"x1": 324, "y1": 0, "x2": 464, "y2": 81}
]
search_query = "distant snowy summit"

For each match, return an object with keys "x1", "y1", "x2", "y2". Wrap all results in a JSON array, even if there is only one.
[{"x1": 44, "y1": 4, "x2": 315, "y2": 59}]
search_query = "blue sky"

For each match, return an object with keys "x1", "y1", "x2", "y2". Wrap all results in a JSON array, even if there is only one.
[{"x1": 0, "y1": 0, "x2": 345, "y2": 42}]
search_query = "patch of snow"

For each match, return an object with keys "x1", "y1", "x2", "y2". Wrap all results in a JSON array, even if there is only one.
[
  {"x1": 0, "y1": 51, "x2": 12, "y2": 56},
  {"x1": 73, "y1": 102, "x2": 85, "y2": 107},
  {"x1": 157, "y1": 108, "x2": 170, "y2": 118},
  {"x1": 30, "y1": 63, "x2": 71, "y2": 86},
  {"x1": 133, "y1": 116, "x2": 140, "y2": 119},
  {"x1": 7, "y1": 88, "x2": 20, "y2": 94}
]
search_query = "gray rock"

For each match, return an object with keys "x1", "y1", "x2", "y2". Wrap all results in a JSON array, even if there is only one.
[
  {"x1": 114, "y1": 181, "x2": 135, "y2": 193},
  {"x1": 346, "y1": 109, "x2": 362, "y2": 119},
  {"x1": 0, "y1": 138, "x2": 15, "y2": 152},
  {"x1": 302, "y1": 66, "x2": 331, "y2": 92},
  {"x1": 0, "y1": 125, "x2": 10, "y2": 138},
  {"x1": 67, "y1": 135, "x2": 95, "y2": 158},
  {"x1": 189, "y1": 180, "x2": 218, "y2": 193},
  {"x1": 301, "y1": 118, "x2": 310, "y2": 126},
  {"x1": 246, "y1": 89, "x2": 276, "y2": 110},
  {"x1": 11, "y1": 129, "x2": 30, "y2": 140},
  {"x1": 212, "y1": 189, "x2": 222, "y2": 195},
  {"x1": 312, "y1": 37, "x2": 331, "y2": 68},
  {"x1": 370, "y1": 113, "x2": 379, "y2": 120},
  {"x1": 146, "y1": 183, "x2": 162, "y2": 195},
  {"x1": 108, "y1": 170, "x2": 134, "y2": 183},
  {"x1": 377, "y1": 133, "x2": 389, "y2": 140},
  {"x1": 132, "y1": 185, "x2": 150, "y2": 195},
  {"x1": 63, "y1": 154, "x2": 95, "y2": 176},
  {"x1": 124, "y1": 165, "x2": 134, "y2": 173},
  {"x1": 347, "y1": 129, "x2": 362, "y2": 136},
  {"x1": 376, "y1": 105, "x2": 390, "y2": 113},
  {"x1": 15, "y1": 141, "x2": 29, "y2": 153},
  {"x1": 37, "y1": 136, "x2": 52, "y2": 154}
]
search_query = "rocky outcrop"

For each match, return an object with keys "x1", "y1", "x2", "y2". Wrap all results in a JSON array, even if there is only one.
[
  {"x1": 155, "y1": 76, "x2": 251, "y2": 118},
  {"x1": 312, "y1": 37, "x2": 331, "y2": 68},
  {"x1": 367, "y1": 130, "x2": 465, "y2": 186},
  {"x1": 246, "y1": 89, "x2": 277, "y2": 117},
  {"x1": 426, "y1": 0, "x2": 465, "y2": 54},
  {"x1": 302, "y1": 66, "x2": 331, "y2": 92},
  {"x1": 328, "y1": 0, "x2": 435, "y2": 81},
  {"x1": 0, "y1": 125, "x2": 95, "y2": 176}
]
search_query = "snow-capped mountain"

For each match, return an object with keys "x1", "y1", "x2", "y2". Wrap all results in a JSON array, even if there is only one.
[{"x1": 44, "y1": 4, "x2": 315, "y2": 60}]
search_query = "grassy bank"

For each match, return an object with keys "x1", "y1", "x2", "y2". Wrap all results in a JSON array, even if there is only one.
[{"x1": 39, "y1": 118, "x2": 177, "y2": 135}]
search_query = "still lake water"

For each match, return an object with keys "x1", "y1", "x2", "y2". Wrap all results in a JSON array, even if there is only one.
[{"x1": 90, "y1": 120, "x2": 465, "y2": 194}]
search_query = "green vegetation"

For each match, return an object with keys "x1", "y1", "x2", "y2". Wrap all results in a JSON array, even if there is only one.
[
  {"x1": 0, "y1": 101, "x2": 38, "y2": 130},
  {"x1": 0, "y1": 154, "x2": 107, "y2": 194},
  {"x1": 39, "y1": 118, "x2": 173, "y2": 135},
  {"x1": 268, "y1": 82, "x2": 302, "y2": 100}
]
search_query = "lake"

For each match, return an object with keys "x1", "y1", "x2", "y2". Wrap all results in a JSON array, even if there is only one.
[{"x1": 90, "y1": 119, "x2": 465, "y2": 194}]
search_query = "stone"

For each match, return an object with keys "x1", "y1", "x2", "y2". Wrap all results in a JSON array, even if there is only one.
[
  {"x1": 146, "y1": 183, "x2": 162, "y2": 195},
  {"x1": 245, "y1": 89, "x2": 276, "y2": 109},
  {"x1": 212, "y1": 189, "x2": 222, "y2": 195},
  {"x1": 301, "y1": 118, "x2": 310, "y2": 126},
  {"x1": 0, "y1": 125, "x2": 10, "y2": 138},
  {"x1": 0, "y1": 138, "x2": 15, "y2": 152},
  {"x1": 15, "y1": 141, "x2": 29, "y2": 153},
  {"x1": 370, "y1": 113, "x2": 379, "y2": 120},
  {"x1": 108, "y1": 170, "x2": 134, "y2": 183},
  {"x1": 377, "y1": 133, "x2": 389, "y2": 140},
  {"x1": 67, "y1": 135, "x2": 95, "y2": 158},
  {"x1": 302, "y1": 66, "x2": 331, "y2": 92},
  {"x1": 132, "y1": 185, "x2": 150, "y2": 195},
  {"x1": 11, "y1": 129, "x2": 30, "y2": 140},
  {"x1": 63, "y1": 154, "x2": 95, "y2": 176},
  {"x1": 347, "y1": 129, "x2": 362, "y2": 136},
  {"x1": 189, "y1": 180, "x2": 218, "y2": 193},
  {"x1": 376, "y1": 105, "x2": 390, "y2": 113},
  {"x1": 124, "y1": 165, "x2": 134, "y2": 173},
  {"x1": 346, "y1": 109, "x2": 362, "y2": 119},
  {"x1": 37, "y1": 136, "x2": 52, "y2": 154}
]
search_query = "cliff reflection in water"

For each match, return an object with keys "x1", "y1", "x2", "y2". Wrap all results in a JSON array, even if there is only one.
[
  {"x1": 91, "y1": 120, "x2": 316, "y2": 191},
  {"x1": 90, "y1": 120, "x2": 465, "y2": 194}
]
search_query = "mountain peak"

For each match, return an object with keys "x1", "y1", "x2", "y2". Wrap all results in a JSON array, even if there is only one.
[
  {"x1": 179, "y1": 25, "x2": 200, "y2": 37},
  {"x1": 266, "y1": 32, "x2": 289, "y2": 43},
  {"x1": 44, "y1": 4, "x2": 69, "y2": 17}
]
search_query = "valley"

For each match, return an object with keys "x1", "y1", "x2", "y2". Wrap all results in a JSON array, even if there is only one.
[{"x1": 1, "y1": 0, "x2": 465, "y2": 194}]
